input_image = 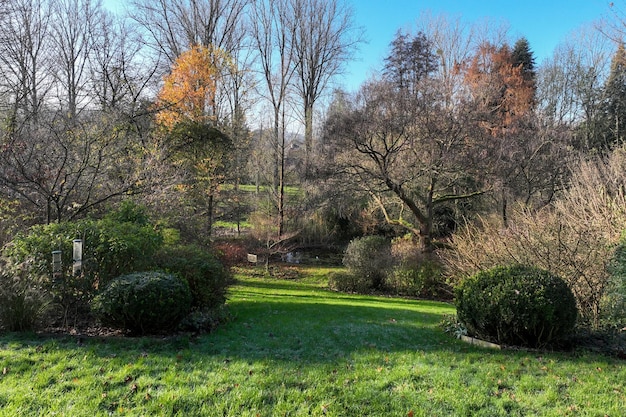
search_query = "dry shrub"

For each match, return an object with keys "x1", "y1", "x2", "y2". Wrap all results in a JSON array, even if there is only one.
[{"x1": 443, "y1": 148, "x2": 626, "y2": 328}]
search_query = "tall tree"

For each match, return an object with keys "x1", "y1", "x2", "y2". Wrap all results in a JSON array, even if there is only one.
[
  {"x1": 155, "y1": 45, "x2": 233, "y2": 237},
  {"x1": 89, "y1": 9, "x2": 154, "y2": 114},
  {"x1": 155, "y1": 44, "x2": 227, "y2": 127},
  {"x1": 324, "y1": 32, "x2": 485, "y2": 253},
  {"x1": 384, "y1": 30, "x2": 438, "y2": 97},
  {"x1": 601, "y1": 42, "x2": 626, "y2": 148},
  {"x1": 511, "y1": 37, "x2": 536, "y2": 81},
  {"x1": 0, "y1": 0, "x2": 53, "y2": 128},
  {"x1": 250, "y1": 0, "x2": 296, "y2": 237},
  {"x1": 536, "y1": 26, "x2": 612, "y2": 137},
  {"x1": 464, "y1": 42, "x2": 535, "y2": 135},
  {"x1": 289, "y1": 0, "x2": 359, "y2": 178},
  {"x1": 464, "y1": 41, "x2": 544, "y2": 226},
  {"x1": 50, "y1": 0, "x2": 101, "y2": 120},
  {"x1": 128, "y1": 0, "x2": 250, "y2": 74}
]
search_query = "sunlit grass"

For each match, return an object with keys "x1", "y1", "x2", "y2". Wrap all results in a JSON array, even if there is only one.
[{"x1": 0, "y1": 266, "x2": 625, "y2": 416}]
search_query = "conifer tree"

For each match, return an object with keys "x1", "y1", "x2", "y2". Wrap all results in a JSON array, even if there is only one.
[
  {"x1": 511, "y1": 37, "x2": 536, "y2": 81},
  {"x1": 602, "y1": 43, "x2": 626, "y2": 148}
]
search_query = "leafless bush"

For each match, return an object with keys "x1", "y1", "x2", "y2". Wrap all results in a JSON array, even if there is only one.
[{"x1": 443, "y1": 148, "x2": 626, "y2": 328}]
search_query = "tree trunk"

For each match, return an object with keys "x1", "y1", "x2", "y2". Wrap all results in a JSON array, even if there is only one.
[{"x1": 304, "y1": 102, "x2": 313, "y2": 179}]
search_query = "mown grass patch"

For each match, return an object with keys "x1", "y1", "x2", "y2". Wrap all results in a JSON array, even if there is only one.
[{"x1": 0, "y1": 266, "x2": 625, "y2": 416}]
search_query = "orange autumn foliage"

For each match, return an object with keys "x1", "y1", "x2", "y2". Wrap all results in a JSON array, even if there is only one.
[
  {"x1": 464, "y1": 42, "x2": 535, "y2": 136},
  {"x1": 156, "y1": 44, "x2": 230, "y2": 128}
]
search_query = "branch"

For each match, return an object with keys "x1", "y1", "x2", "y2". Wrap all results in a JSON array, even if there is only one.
[
  {"x1": 370, "y1": 192, "x2": 421, "y2": 236},
  {"x1": 433, "y1": 189, "x2": 488, "y2": 205}
]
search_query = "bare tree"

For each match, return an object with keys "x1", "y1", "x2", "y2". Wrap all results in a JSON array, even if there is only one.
[
  {"x1": 128, "y1": 0, "x2": 250, "y2": 65},
  {"x1": 326, "y1": 76, "x2": 485, "y2": 253},
  {"x1": 49, "y1": 0, "x2": 101, "y2": 120},
  {"x1": 0, "y1": 113, "x2": 148, "y2": 223},
  {"x1": 536, "y1": 25, "x2": 612, "y2": 148},
  {"x1": 0, "y1": 0, "x2": 53, "y2": 128},
  {"x1": 250, "y1": 0, "x2": 297, "y2": 237},
  {"x1": 89, "y1": 9, "x2": 154, "y2": 113},
  {"x1": 288, "y1": 0, "x2": 360, "y2": 178}
]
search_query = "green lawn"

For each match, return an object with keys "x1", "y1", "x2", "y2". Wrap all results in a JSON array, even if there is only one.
[{"x1": 0, "y1": 265, "x2": 625, "y2": 416}]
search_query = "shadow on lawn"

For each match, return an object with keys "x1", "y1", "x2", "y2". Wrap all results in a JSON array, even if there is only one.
[{"x1": 2, "y1": 278, "x2": 617, "y2": 365}]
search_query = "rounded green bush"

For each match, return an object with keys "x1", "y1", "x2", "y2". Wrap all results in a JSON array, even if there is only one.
[
  {"x1": 455, "y1": 265, "x2": 577, "y2": 347},
  {"x1": 342, "y1": 235, "x2": 391, "y2": 290},
  {"x1": 153, "y1": 245, "x2": 229, "y2": 310},
  {"x1": 92, "y1": 271, "x2": 191, "y2": 334}
]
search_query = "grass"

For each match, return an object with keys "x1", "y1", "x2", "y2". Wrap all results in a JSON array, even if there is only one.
[{"x1": 0, "y1": 265, "x2": 625, "y2": 416}]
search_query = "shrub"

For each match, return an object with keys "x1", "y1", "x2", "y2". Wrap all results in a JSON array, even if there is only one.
[
  {"x1": 455, "y1": 265, "x2": 578, "y2": 347},
  {"x1": 443, "y1": 151, "x2": 626, "y2": 329},
  {"x1": 342, "y1": 235, "x2": 392, "y2": 290},
  {"x1": 328, "y1": 270, "x2": 372, "y2": 293},
  {"x1": 177, "y1": 305, "x2": 232, "y2": 333},
  {"x1": 388, "y1": 236, "x2": 446, "y2": 298},
  {"x1": 92, "y1": 271, "x2": 191, "y2": 334},
  {"x1": 604, "y1": 237, "x2": 626, "y2": 329},
  {"x1": 5, "y1": 204, "x2": 164, "y2": 311},
  {"x1": 153, "y1": 245, "x2": 229, "y2": 310},
  {"x1": 0, "y1": 263, "x2": 51, "y2": 331}
]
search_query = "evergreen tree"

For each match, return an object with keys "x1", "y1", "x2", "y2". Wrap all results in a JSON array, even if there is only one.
[
  {"x1": 383, "y1": 30, "x2": 438, "y2": 96},
  {"x1": 511, "y1": 37, "x2": 536, "y2": 80},
  {"x1": 602, "y1": 43, "x2": 626, "y2": 148}
]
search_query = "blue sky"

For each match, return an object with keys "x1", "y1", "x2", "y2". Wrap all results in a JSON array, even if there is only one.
[
  {"x1": 103, "y1": 0, "x2": 613, "y2": 92},
  {"x1": 343, "y1": 0, "x2": 612, "y2": 91}
]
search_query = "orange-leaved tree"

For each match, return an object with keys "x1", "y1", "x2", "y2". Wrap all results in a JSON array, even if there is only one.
[
  {"x1": 463, "y1": 42, "x2": 535, "y2": 136},
  {"x1": 156, "y1": 44, "x2": 232, "y2": 128},
  {"x1": 155, "y1": 44, "x2": 234, "y2": 238}
]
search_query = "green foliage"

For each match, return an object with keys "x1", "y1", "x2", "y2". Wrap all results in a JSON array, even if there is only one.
[
  {"x1": 327, "y1": 270, "x2": 372, "y2": 293},
  {"x1": 342, "y1": 235, "x2": 392, "y2": 290},
  {"x1": 388, "y1": 235, "x2": 446, "y2": 297},
  {"x1": 91, "y1": 271, "x2": 191, "y2": 334},
  {"x1": 177, "y1": 304, "x2": 232, "y2": 333},
  {"x1": 0, "y1": 264, "x2": 51, "y2": 331},
  {"x1": 387, "y1": 261, "x2": 443, "y2": 297},
  {"x1": 103, "y1": 200, "x2": 151, "y2": 225},
  {"x1": 439, "y1": 313, "x2": 467, "y2": 339},
  {"x1": 455, "y1": 265, "x2": 578, "y2": 347},
  {"x1": 153, "y1": 244, "x2": 229, "y2": 310},
  {"x1": 4, "y1": 204, "x2": 164, "y2": 309},
  {"x1": 2, "y1": 271, "x2": 626, "y2": 415}
]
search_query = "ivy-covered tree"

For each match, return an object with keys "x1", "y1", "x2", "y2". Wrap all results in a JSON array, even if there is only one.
[{"x1": 601, "y1": 43, "x2": 626, "y2": 149}]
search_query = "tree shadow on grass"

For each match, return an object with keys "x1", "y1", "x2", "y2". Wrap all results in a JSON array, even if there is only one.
[{"x1": 0, "y1": 278, "x2": 617, "y2": 366}]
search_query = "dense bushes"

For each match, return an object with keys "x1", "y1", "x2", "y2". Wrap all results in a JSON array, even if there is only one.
[
  {"x1": 5, "y1": 204, "x2": 163, "y2": 310},
  {"x1": 1, "y1": 202, "x2": 230, "y2": 333},
  {"x1": 0, "y1": 264, "x2": 51, "y2": 331},
  {"x1": 342, "y1": 235, "x2": 392, "y2": 290},
  {"x1": 329, "y1": 235, "x2": 446, "y2": 297},
  {"x1": 92, "y1": 271, "x2": 191, "y2": 334},
  {"x1": 444, "y1": 153, "x2": 626, "y2": 329},
  {"x1": 154, "y1": 244, "x2": 230, "y2": 310},
  {"x1": 456, "y1": 265, "x2": 578, "y2": 347},
  {"x1": 329, "y1": 235, "x2": 391, "y2": 292}
]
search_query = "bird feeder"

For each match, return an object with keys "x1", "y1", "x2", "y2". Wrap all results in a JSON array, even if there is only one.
[
  {"x1": 52, "y1": 250, "x2": 62, "y2": 278},
  {"x1": 73, "y1": 239, "x2": 83, "y2": 276}
]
